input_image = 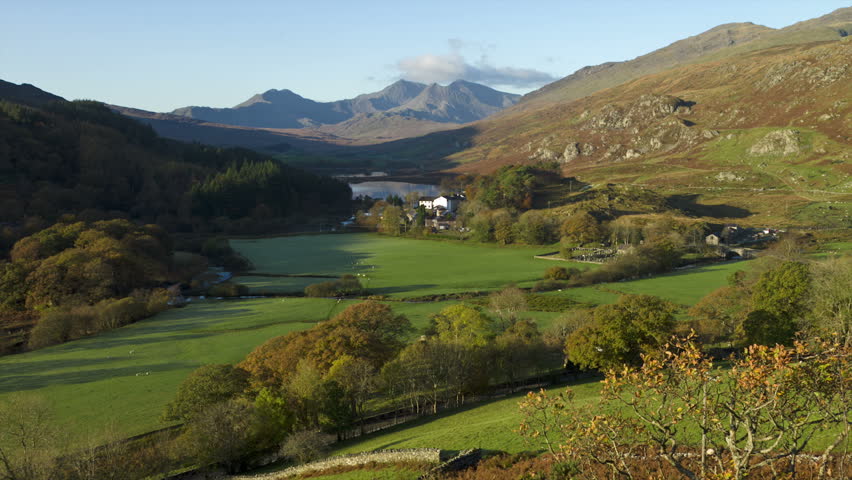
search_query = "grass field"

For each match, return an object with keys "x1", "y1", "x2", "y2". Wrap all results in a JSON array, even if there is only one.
[
  {"x1": 231, "y1": 234, "x2": 581, "y2": 298},
  {"x1": 550, "y1": 260, "x2": 750, "y2": 307},
  {"x1": 0, "y1": 298, "x2": 473, "y2": 442},
  {"x1": 331, "y1": 380, "x2": 603, "y2": 456},
  {"x1": 0, "y1": 233, "x2": 748, "y2": 446}
]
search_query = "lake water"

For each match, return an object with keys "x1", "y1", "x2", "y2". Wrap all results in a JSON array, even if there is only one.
[{"x1": 350, "y1": 181, "x2": 439, "y2": 199}]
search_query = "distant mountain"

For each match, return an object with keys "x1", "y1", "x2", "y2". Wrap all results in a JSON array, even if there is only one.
[
  {"x1": 167, "y1": 80, "x2": 520, "y2": 129},
  {"x1": 0, "y1": 79, "x2": 65, "y2": 106}
]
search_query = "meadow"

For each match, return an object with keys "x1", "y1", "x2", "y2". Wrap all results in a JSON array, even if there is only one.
[
  {"x1": 0, "y1": 233, "x2": 746, "y2": 445},
  {"x1": 231, "y1": 234, "x2": 577, "y2": 298},
  {"x1": 330, "y1": 380, "x2": 603, "y2": 457}
]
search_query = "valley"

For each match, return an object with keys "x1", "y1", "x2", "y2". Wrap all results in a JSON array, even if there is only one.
[{"x1": 0, "y1": 4, "x2": 850, "y2": 480}]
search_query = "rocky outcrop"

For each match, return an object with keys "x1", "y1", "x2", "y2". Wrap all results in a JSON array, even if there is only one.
[
  {"x1": 587, "y1": 94, "x2": 692, "y2": 130},
  {"x1": 748, "y1": 129, "x2": 802, "y2": 156}
]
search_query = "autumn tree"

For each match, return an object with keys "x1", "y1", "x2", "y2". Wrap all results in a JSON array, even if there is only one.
[
  {"x1": 560, "y1": 211, "x2": 604, "y2": 245},
  {"x1": 162, "y1": 364, "x2": 250, "y2": 422},
  {"x1": 326, "y1": 355, "x2": 376, "y2": 435},
  {"x1": 566, "y1": 294, "x2": 676, "y2": 370}
]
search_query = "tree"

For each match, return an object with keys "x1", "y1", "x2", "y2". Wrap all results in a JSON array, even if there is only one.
[
  {"x1": 521, "y1": 337, "x2": 851, "y2": 480},
  {"x1": 310, "y1": 301, "x2": 411, "y2": 370},
  {"x1": 178, "y1": 399, "x2": 257, "y2": 473},
  {"x1": 807, "y1": 256, "x2": 852, "y2": 347},
  {"x1": 516, "y1": 210, "x2": 557, "y2": 245},
  {"x1": 751, "y1": 261, "x2": 810, "y2": 321},
  {"x1": 560, "y1": 212, "x2": 603, "y2": 245},
  {"x1": 488, "y1": 286, "x2": 527, "y2": 328},
  {"x1": 286, "y1": 360, "x2": 326, "y2": 429},
  {"x1": 378, "y1": 205, "x2": 404, "y2": 236},
  {"x1": 0, "y1": 394, "x2": 61, "y2": 480},
  {"x1": 326, "y1": 355, "x2": 376, "y2": 435},
  {"x1": 280, "y1": 430, "x2": 329, "y2": 464},
  {"x1": 493, "y1": 209, "x2": 515, "y2": 245},
  {"x1": 566, "y1": 295, "x2": 676, "y2": 370},
  {"x1": 431, "y1": 304, "x2": 495, "y2": 347},
  {"x1": 162, "y1": 364, "x2": 250, "y2": 422},
  {"x1": 493, "y1": 319, "x2": 549, "y2": 389},
  {"x1": 688, "y1": 285, "x2": 749, "y2": 347}
]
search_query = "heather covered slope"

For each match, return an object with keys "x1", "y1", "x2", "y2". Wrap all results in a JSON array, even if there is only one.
[
  {"x1": 517, "y1": 7, "x2": 851, "y2": 112},
  {"x1": 444, "y1": 38, "x2": 851, "y2": 226}
]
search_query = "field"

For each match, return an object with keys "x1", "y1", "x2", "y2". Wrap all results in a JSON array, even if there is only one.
[
  {"x1": 231, "y1": 234, "x2": 579, "y2": 298},
  {"x1": 0, "y1": 233, "x2": 746, "y2": 445},
  {"x1": 331, "y1": 380, "x2": 603, "y2": 456}
]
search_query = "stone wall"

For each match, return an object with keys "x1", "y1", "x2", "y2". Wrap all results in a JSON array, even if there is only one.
[
  {"x1": 230, "y1": 448, "x2": 442, "y2": 480},
  {"x1": 419, "y1": 449, "x2": 482, "y2": 479}
]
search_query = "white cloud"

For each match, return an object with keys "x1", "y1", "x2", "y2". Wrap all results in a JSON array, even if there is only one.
[{"x1": 396, "y1": 51, "x2": 557, "y2": 89}]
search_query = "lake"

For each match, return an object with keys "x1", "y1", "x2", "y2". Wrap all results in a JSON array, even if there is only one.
[{"x1": 350, "y1": 181, "x2": 439, "y2": 199}]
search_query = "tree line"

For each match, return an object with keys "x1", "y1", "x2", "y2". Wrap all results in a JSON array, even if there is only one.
[{"x1": 0, "y1": 98, "x2": 352, "y2": 253}]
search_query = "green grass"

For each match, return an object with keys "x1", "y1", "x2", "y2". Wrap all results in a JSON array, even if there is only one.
[
  {"x1": 0, "y1": 234, "x2": 748, "y2": 448},
  {"x1": 541, "y1": 261, "x2": 750, "y2": 308},
  {"x1": 331, "y1": 380, "x2": 602, "y2": 456},
  {"x1": 0, "y1": 298, "x2": 331, "y2": 441},
  {"x1": 232, "y1": 234, "x2": 583, "y2": 298}
]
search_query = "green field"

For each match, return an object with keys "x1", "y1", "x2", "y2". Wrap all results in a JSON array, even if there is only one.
[
  {"x1": 0, "y1": 233, "x2": 746, "y2": 446},
  {"x1": 331, "y1": 380, "x2": 602, "y2": 456},
  {"x1": 548, "y1": 260, "x2": 750, "y2": 307},
  {"x1": 232, "y1": 234, "x2": 578, "y2": 298}
]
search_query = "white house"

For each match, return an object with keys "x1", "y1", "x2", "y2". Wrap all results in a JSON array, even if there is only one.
[
  {"x1": 418, "y1": 196, "x2": 435, "y2": 209},
  {"x1": 433, "y1": 195, "x2": 464, "y2": 213}
]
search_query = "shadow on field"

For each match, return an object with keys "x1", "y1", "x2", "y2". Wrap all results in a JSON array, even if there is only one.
[
  {"x1": 0, "y1": 361, "x2": 192, "y2": 393},
  {"x1": 667, "y1": 194, "x2": 752, "y2": 218},
  {"x1": 369, "y1": 284, "x2": 438, "y2": 295}
]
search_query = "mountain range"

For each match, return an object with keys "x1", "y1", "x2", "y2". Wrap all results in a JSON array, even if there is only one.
[{"x1": 165, "y1": 79, "x2": 519, "y2": 131}]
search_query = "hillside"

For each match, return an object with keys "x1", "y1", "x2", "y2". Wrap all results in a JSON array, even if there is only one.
[
  {"x1": 0, "y1": 81, "x2": 352, "y2": 241},
  {"x1": 517, "y1": 7, "x2": 852, "y2": 112},
  {"x1": 165, "y1": 80, "x2": 520, "y2": 129},
  {"x1": 439, "y1": 38, "x2": 851, "y2": 226}
]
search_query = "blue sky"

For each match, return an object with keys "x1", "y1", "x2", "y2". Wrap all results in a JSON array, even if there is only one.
[{"x1": 1, "y1": 1, "x2": 848, "y2": 111}]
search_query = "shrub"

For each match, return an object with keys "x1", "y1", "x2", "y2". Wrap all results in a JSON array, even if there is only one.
[
  {"x1": 531, "y1": 280, "x2": 566, "y2": 293},
  {"x1": 27, "y1": 310, "x2": 75, "y2": 349},
  {"x1": 92, "y1": 297, "x2": 147, "y2": 331},
  {"x1": 280, "y1": 430, "x2": 329, "y2": 464},
  {"x1": 544, "y1": 266, "x2": 569, "y2": 280},
  {"x1": 304, "y1": 275, "x2": 363, "y2": 297},
  {"x1": 209, "y1": 282, "x2": 250, "y2": 297}
]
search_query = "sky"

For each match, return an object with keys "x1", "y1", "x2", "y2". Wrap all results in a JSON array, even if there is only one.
[{"x1": 1, "y1": 0, "x2": 849, "y2": 112}]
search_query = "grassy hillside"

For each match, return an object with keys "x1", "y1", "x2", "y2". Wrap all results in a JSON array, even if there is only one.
[
  {"x1": 439, "y1": 38, "x2": 851, "y2": 227},
  {"x1": 518, "y1": 7, "x2": 851, "y2": 112},
  {"x1": 331, "y1": 381, "x2": 602, "y2": 455}
]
